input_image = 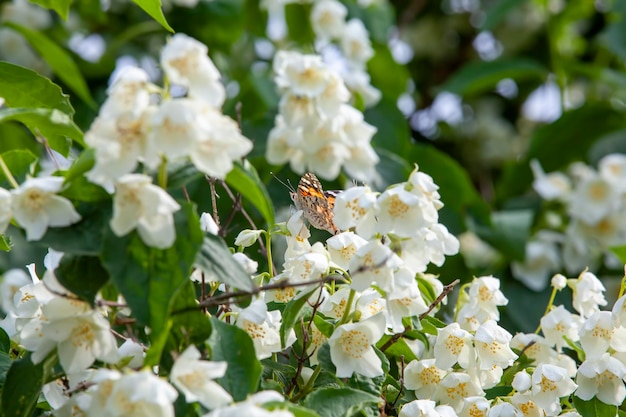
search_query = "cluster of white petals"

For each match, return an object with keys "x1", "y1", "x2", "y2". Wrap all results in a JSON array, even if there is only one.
[
  {"x1": 84, "y1": 33, "x2": 252, "y2": 188},
  {"x1": 513, "y1": 154, "x2": 626, "y2": 290},
  {"x1": 266, "y1": 50, "x2": 379, "y2": 181}
]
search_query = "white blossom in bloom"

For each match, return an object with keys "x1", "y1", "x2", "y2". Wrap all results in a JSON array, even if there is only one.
[
  {"x1": 328, "y1": 313, "x2": 385, "y2": 378},
  {"x1": 510, "y1": 392, "x2": 542, "y2": 417},
  {"x1": 319, "y1": 286, "x2": 353, "y2": 319},
  {"x1": 579, "y1": 311, "x2": 626, "y2": 359},
  {"x1": 567, "y1": 174, "x2": 619, "y2": 225},
  {"x1": 488, "y1": 402, "x2": 523, "y2": 417},
  {"x1": 540, "y1": 305, "x2": 581, "y2": 351},
  {"x1": 333, "y1": 186, "x2": 378, "y2": 238},
  {"x1": 274, "y1": 51, "x2": 330, "y2": 97},
  {"x1": 464, "y1": 276, "x2": 509, "y2": 321},
  {"x1": 510, "y1": 333, "x2": 558, "y2": 367},
  {"x1": 599, "y1": 153, "x2": 626, "y2": 192},
  {"x1": 404, "y1": 359, "x2": 448, "y2": 399},
  {"x1": 433, "y1": 323, "x2": 475, "y2": 370},
  {"x1": 110, "y1": 174, "x2": 181, "y2": 249},
  {"x1": 399, "y1": 224, "x2": 459, "y2": 274},
  {"x1": 342, "y1": 68, "x2": 381, "y2": 108},
  {"x1": 348, "y1": 239, "x2": 403, "y2": 293},
  {"x1": 161, "y1": 33, "x2": 225, "y2": 107},
  {"x1": 89, "y1": 370, "x2": 178, "y2": 417},
  {"x1": 531, "y1": 159, "x2": 572, "y2": 201},
  {"x1": 286, "y1": 242, "x2": 330, "y2": 282},
  {"x1": 236, "y1": 299, "x2": 295, "y2": 360},
  {"x1": 11, "y1": 177, "x2": 81, "y2": 241},
  {"x1": 232, "y1": 253, "x2": 258, "y2": 275},
  {"x1": 100, "y1": 66, "x2": 153, "y2": 120},
  {"x1": 235, "y1": 229, "x2": 264, "y2": 248},
  {"x1": 575, "y1": 353, "x2": 626, "y2": 406},
  {"x1": 376, "y1": 186, "x2": 436, "y2": 237},
  {"x1": 326, "y1": 231, "x2": 368, "y2": 270},
  {"x1": 354, "y1": 288, "x2": 386, "y2": 320},
  {"x1": 310, "y1": 0, "x2": 347, "y2": 40},
  {"x1": 474, "y1": 320, "x2": 517, "y2": 370},
  {"x1": 0, "y1": 269, "x2": 29, "y2": 314},
  {"x1": 188, "y1": 104, "x2": 253, "y2": 178},
  {"x1": 340, "y1": 19, "x2": 374, "y2": 64},
  {"x1": 0, "y1": 187, "x2": 11, "y2": 235},
  {"x1": 148, "y1": 98, "x2": 200, "y2": 162},
  {"x1": 385, "y1": 268, "x2": 429, "y2": 332},
  {"x1": 205, "y1": 391, "x2": 294, "y2": 417},
  {"x1": 530, "y1": 364, "x2": 577, "y2": 416},
  {"x1": 432, "y1": 372, "x2": 484, "y2": 412},
  {"x1": 170, "y1": 345, "x2": 232, "y2": 410},
  {"x1": 567, "y1": 270, "x2": 607, "y2": 318},
  {"x1": 458, "y1": 396, "x2": 491, "y2": 417},
  {"x1": 511, "y1": 233, "x2": 562, "y2": 291},
  {"x1": 399, "y1": 399, "x2": 440, "y2": 417},
  {"x1": 20, "y1": 297, "x2": 118, "y2": 374}
]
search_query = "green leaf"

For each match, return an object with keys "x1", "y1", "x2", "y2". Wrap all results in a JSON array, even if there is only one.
[
  {"x1": 609, "y1": 245, "x2": 626, "y2": 263},
  {"x1": 0, "y1": 61, "x2": 74, "y2": 115},
  {"x1": 131, "y1": 0, "x2": 174, "y2": 33},
  {"x1": 61, "y1": 175, "x2": 110, "y2": 203},
  {"x1": 102, "y1": 203, "x2": 203, "y2": 365},
  {"x1": 377, "y1": 337, "x2": 417, "y2": 363},
  {"x1": 64, "y1": 148, "x2": 95, "y2": 183},
  {"x1": 0, "y1": 353, "x2": 50, "y2": 417},
  {"x1": 439, "y1": 58, "x2": 547, "y2": 97},
  {"x1": 302, "y1": 387, "x2": 381, "y2": 417},
  {"x1": 37, "y1": 203, "x2": 111, "y2": 255},
  {"x1": 0, "y1": 149, "x2": 37, "y2": 188},
  {"x1": 266, "y1": 402, "x2": 321, "y2": 417},
  {"x1": 367, "y1": 44, "x2": 410, "y2": 100},
  {"x1": 0, "y1": 328, "x2": 10, "y2": 353},
  {"x1": 225, "y1": 160, "x2": 275, "y2": 227},
  {"x1": 285, "y1": 3, "x2": 315, "y2": 45},
  {"x1": 195, "y1": 233, "x2": 255, "y2": 292},
  {"x1": 473, "y1": 210, "x2": 534, "y2": 261},
  {"x1": 168, "y1": 280, "x2": 212, "y2": 347},
  {"x1": 27, "y1": 0, "x2": 72, "y2": 19},
  {"x1": 599, "y1": 1, "x2": 626, "y2": 62},
  {"x1": 0, "y1": 351, "x2": 11, "y2": 395},
  {"x1": 280, "y1": 288, "x2": 317, "y2": 347},
  {"x1": 4, "y1": 23, "x2": 96, "y2": 108},
  {"x1": 207, "y1": 317, "x2": 262, "y2": 401},
  {"x1": 0, "y1": 236, "x2": 10, "y2": 252},
  {"x1": 167, "y1": 163, "x2": 203, "y2": 190},
  {"x1": 480, "y1": 0, "x2": 527, "y2": 31},
  {"x1": 55, "y1": 255, "x2": 110, "y2": 305},
  {"x1": 0, "y1": 108, "x2": 83, "y2": 154},
  {"x1": 366, "y1": 98, "x2": 411, "y2": 156},
  {"x1": 573, "y1": 395, "x2": 618, "y2": 417}
]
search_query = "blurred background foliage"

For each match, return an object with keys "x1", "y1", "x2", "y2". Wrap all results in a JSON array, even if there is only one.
[{"x1": 2, "y1": 0, "x2": 626, "y2": 334}]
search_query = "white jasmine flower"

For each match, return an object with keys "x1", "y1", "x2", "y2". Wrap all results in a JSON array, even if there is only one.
[
  {"x1": 579, "y1": 311, "x2": 626, "y2": 359},
  {"x1": 117, "y1": 339, "x2": 145, "y2": 369},
  {"x1": 333, "y1": 186, "x2": 378, "y2": 238},
  {"x1": 458, "y1": 396, "x2": 491, "y2": 417},
  {"x1": 567, "y1": 174, "x2": 619, "y2": 225},
  {"x1": 511, "y1": 234, "x2": 561, "y2": 291},
  {"x1": 432, "y1": 372, "x2": 484, "y2": 412},
  {"x1": 404, "y1": 359, "x2": 448, "y2": 399},
  {"x1": 161, "y1": 33, "x2": 225, "y2": 107},
  {"x1": 567, "y1": 270, "x2": 607, "y2": 318},
  {"x1": 274, "y1": 51, "x2": 330, "y2": 97},
  {"x1": 354, "y1": 288, "x2": 386, "y2": 320},
  {"x1": 326, "y1": 231, "x2": 368, "y2": 270},
  {"x1": 531, "y1": 364, "x2": 577, "y2": 416},
  {"x1": 348, "y1": 239, "x2": 402, "y2": 293},
  {"x1": 465, "y1": 276, "x2": 509, "y2": 321},
  {"x1": 319, "y1": 286, "x2": 353, "y2": 319},
  {"x1": 599, "y1": 153, "x2": 626, "y2": 192},
  {"x1": 540, "y1": 305, "x2": 581, "y2": 351},
  {"x1": 148, "y1": 98, "x2": 199, "y2": 162},
  {"x1": 474, "y1": 320, "x2": 517, "y2": 370},
  {"x1": 170, "y1": 345, "x2": 232, "y2": 410},
  {"x1": 510, "y1": 333, "x2": 558, "y2": 366},
  {"x1": 204, "y1": 391, "x2": 293, "y2": 417},
  {"x1": 236, "y1": 299, "x2": 295, "y2": 359},
  {"x1": 328, "y1": 313, "x2": 385, "y2": 378},
  {"x1": 399, "y1": 399, "x2": 439, "y2": 417},
  {"x1": 340, "y1": 19, "x2": 374, "y2": 64},
  {"x1": 488, "y1": 402, "x2": 523, "y2": 417},
  {"x1": 376, "y1": 186, "x2": 437, "y2": 237},
  {"x1": 530, "y1": 159, "x2": 572, "y2": 201},
  {"x1": 0, "y1": 269, "x2": 29, "y2": 314},
  {"x1": 433, "y1": 322, "x2": 475, "y2": 370},
  {"x1": 232, "y1": 253, "x2": 258, "y2": 275},
  {"x1": 110, "y1": 174, "x2": 181, "y2": 249},
  {"x1": 385, "y1": 268, "x2": 429, "y2": 332},
  {"x1": 311, "y1": 0, "x2": 347, "y2": 40},
  {"x1": 512, "y1": 370, "x2": 532, "y2": 392},
  {"x1": 100, "y1": 66, "x2": 153, "y2": 120},
  {"x1": 11, "y1": 177, "x2": 81, "y2": 241},
  {"x1": 575, "y1": 353, "x2": 626, "y2": 406}
]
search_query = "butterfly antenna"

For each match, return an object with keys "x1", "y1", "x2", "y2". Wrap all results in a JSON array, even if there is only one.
[{"x1": 270, "y1": 172, "x2": 295, "y2": 192}]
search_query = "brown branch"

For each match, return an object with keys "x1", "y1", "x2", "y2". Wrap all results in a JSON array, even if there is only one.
[{"x1": 380, "y1": 279, "x2": 460, "y2": 352}]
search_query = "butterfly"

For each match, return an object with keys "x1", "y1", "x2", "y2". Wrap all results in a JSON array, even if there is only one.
[{"x1": 289, "y1": 172, "x2": 339, "y2": 235}]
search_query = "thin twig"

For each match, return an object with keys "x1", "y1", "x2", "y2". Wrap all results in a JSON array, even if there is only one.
[{"x1": 207, "y1": 177, "x2": 220, "y2": 229}]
